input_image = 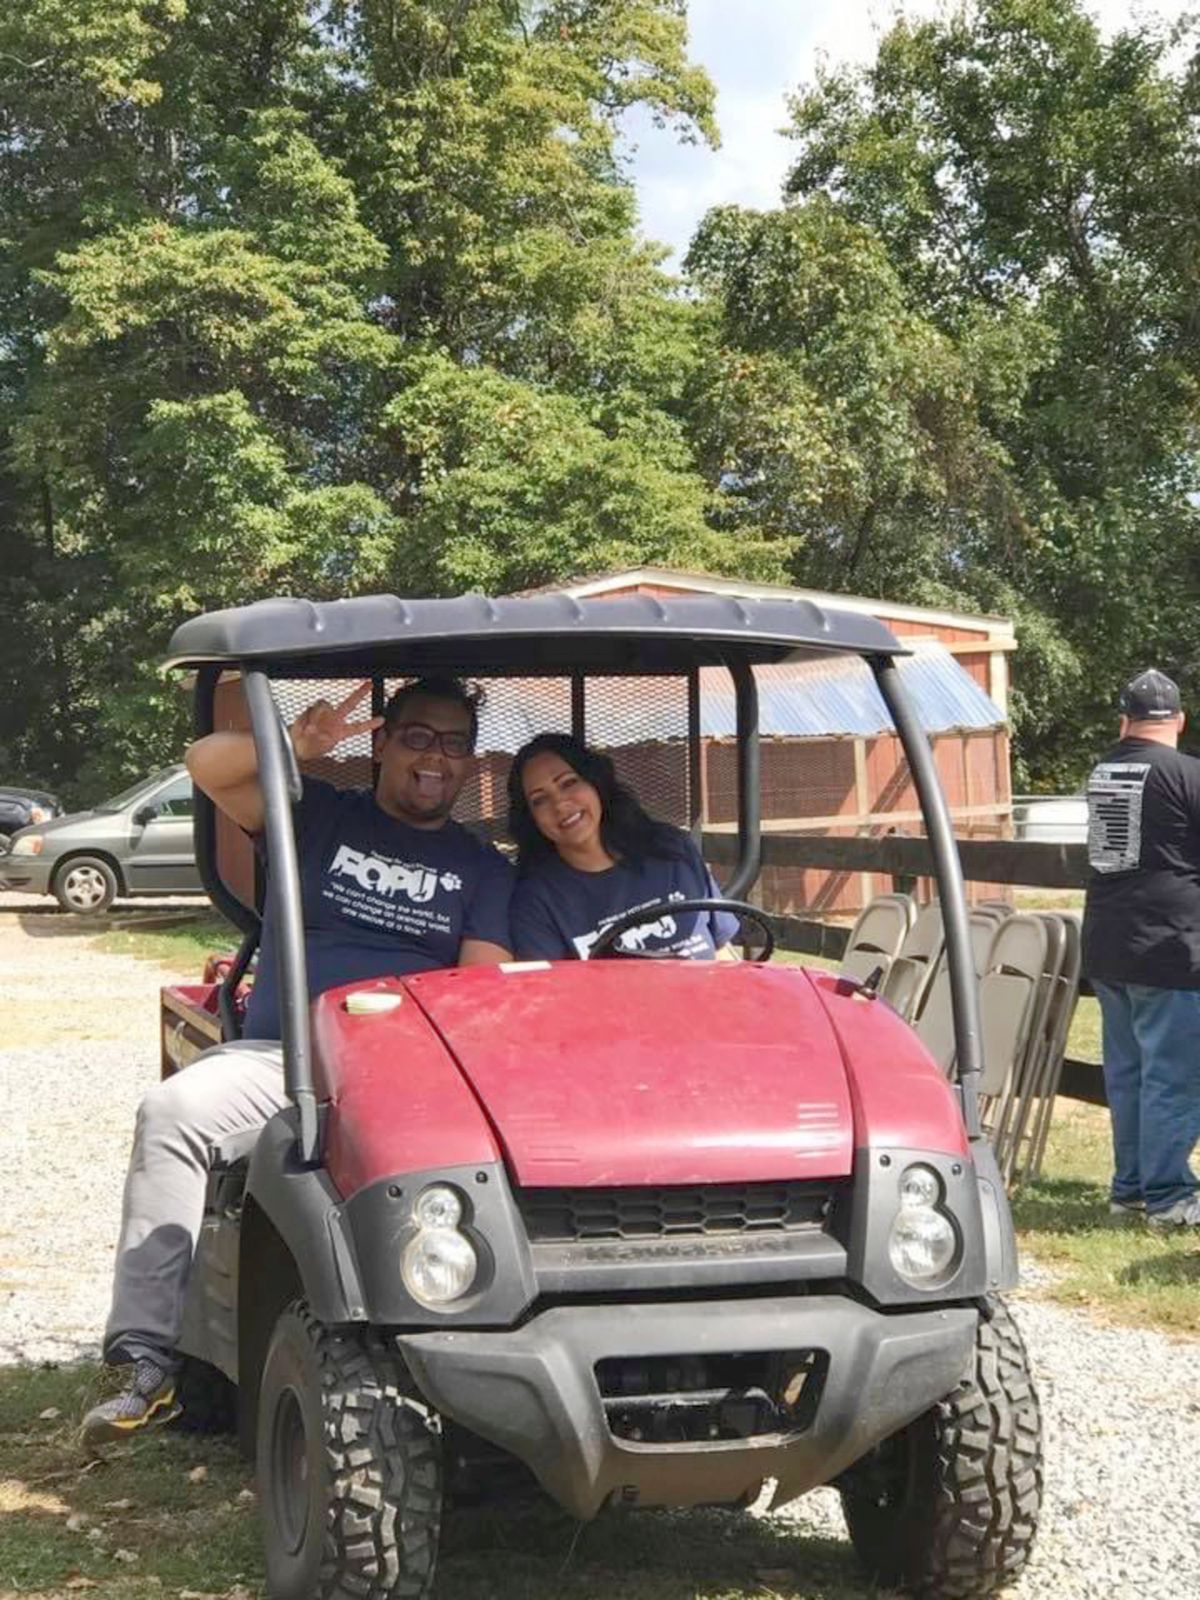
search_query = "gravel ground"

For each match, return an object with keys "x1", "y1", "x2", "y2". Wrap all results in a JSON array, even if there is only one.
[{"x1": 2, "y1": 892, "x2": 1199, "y2": 1596}]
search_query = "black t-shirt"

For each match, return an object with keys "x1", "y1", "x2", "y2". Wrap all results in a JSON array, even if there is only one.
[
  {"x1": 1081, "y1": 738, "x2": 1200, "y2": 988},
  {"x1": 245, "y1": 778, "x2": 514, "y2": 1038}
]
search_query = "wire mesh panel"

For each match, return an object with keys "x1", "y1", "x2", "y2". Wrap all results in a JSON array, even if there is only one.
[
  {"x1": 264, "y1": 675, "x2": 574, "y2": 838},
  {"x1": 463, "y1": 676, "x2": 573, "y2": 839},
  {"x1": 582, "y1": 675, "x2": 693, "y2": 830}
]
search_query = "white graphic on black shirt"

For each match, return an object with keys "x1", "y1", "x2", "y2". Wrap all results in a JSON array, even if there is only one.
[
  {"x1": 1087, "y1": 762, "x2": 1151, "y2": 874},
  {"x1": 573, "y1": 891, "x2": 709, "y2": 960},
  {"x1": 325, "y1": 843, "x2": 463, "y2": 937}
]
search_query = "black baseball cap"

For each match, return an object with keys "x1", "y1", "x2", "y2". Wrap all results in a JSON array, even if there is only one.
[{"x1": 1119, "y1": 668, "x2": 1182, "y2": 721}]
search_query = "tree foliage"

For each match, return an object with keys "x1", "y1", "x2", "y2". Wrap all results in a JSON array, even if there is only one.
[
  {"x1": 784, "y1": 0, "x2": 1200, "y2": 783},
  {"x1": 4, "y1": 0, "x2": 1200, "y2": 798},
  {"x1": 0, "y1": 0, "x2": 731, "y2": 796}
]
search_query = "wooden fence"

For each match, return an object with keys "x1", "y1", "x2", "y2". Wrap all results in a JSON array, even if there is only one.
[{"x1": 703, "y1": 831, "x2": 1105, "y2": 1107}]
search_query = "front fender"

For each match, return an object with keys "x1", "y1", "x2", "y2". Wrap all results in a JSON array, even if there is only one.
[{"x1": 245, "y1": 1111, "x2": 366, "y2": 1324}]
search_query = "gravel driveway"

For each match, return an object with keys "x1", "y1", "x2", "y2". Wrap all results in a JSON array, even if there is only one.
[{"x1": 1, "y1": 895, "x2": 1198, "y2": 1598}]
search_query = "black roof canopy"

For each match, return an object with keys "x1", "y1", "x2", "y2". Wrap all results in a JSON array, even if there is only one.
[{"x1": 164, "y1": 592, "x2": 906, "y2": 677}]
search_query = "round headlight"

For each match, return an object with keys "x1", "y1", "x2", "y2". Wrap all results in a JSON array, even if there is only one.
[
  {"x1": 888, "y1": 1207, "x2": 958, "y2": 1285},
  {"x1": 402, "y1": 1229, "x2": 477, "y2": 1307},
  {"x1": 898, "y1": 1164, "x2": 941, "y2": 1209},
  {"x1": 413, "y1": 1184, "x2": 464, "y2": 1231}
]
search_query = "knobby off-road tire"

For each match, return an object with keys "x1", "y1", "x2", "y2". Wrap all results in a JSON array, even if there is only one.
[
  {"x1": 257, "y1": 1301, "x2": 442, "y2": 1600},
  {"x1": 839, "y1": 1297, "x2": 1042, "y2": 1599}
]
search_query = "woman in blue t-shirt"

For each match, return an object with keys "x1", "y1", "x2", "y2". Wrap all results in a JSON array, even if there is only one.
[{"x1": 507, "y1": 732, "x2": 739, "y2": 961}]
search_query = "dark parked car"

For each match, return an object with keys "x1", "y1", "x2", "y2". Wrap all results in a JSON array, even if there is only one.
[
  {"x1": 0, "y1": 785, "x2": 62, "y2": 839},
  {"x1": 0, "y1": 765, "x2": 202, "y2": 912}
]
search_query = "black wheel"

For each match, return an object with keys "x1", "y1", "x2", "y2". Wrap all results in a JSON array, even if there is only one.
[
  {"x1": 53, "y1": 855, "x2": 118, "y2": 914},
  {"x1": 257, "y1": 1301, "x2": 442, "y2": 1600},
  {"x1": 171, "y1": 1355, "x2": 238, "y2": 1435},
  {"x1": 839, "y1": 1298, "x2": 1042, "y2": 1598}
]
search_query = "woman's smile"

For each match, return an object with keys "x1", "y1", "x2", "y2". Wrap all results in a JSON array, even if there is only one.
[{"x1": 520, "y1": 751, "x2": 611, "y2": 868}]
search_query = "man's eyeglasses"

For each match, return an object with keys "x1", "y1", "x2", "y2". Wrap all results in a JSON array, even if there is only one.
[{"x1": 389, "y1": 722, "x2": 474, "y2": 759}]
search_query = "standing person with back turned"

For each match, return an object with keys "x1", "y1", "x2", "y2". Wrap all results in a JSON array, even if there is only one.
[
  {"x1": 1082, "y1": 668, "x2": 1200, "y2": 1229},
  {"x1": 82, "y1": 676, "x2": 514, "y2": 1446}
]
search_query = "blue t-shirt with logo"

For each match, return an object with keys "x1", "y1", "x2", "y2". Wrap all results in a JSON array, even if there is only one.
[
  {"x1": 245, "y1": 778, "x2": 514, "y2": 1039},
  {"x1": 510, "y1": 831, "x2": 739, "y2": 961}
]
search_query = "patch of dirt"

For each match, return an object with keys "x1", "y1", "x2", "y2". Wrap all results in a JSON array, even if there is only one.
[{"x1": 0, "y1": 894, "x2": 201, "y2": 1042}]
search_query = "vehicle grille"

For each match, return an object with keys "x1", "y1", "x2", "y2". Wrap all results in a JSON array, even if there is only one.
[
  {"x1": 596, "y1": 1349, "x2": 829, "y2": 1442},
  {"x1": 517, "y1": 1181, "x2": 834, "y2": 1243}
]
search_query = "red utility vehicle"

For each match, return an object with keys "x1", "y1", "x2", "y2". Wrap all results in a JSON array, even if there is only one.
[{"x1": 161, "y1": 593, "x2": 1042, "y2": 1600}]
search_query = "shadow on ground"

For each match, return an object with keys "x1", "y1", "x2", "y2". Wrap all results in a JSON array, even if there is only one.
[
  {"x1": 4, "y1": 900, "x2": 211, "y2": 939},
  {"x1": 1011, "y1": 1177, "x2": 1110, "y2": 1233},
  {"x1": 1117, "y1": 1250, "x2": 1200, "y2": 1288},
  {"x1": 1, "y1": 1366, "x2": 879, "y2": 1600}
]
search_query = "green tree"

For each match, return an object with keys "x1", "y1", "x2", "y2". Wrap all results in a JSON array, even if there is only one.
[
  {"x1": 785, "y1": 0, "x2": 1200, "y2": 784},
  {"x1": 0, "y1": 0, "x2": 739, "y2": 798},
  {"x1": 685, "y1": 200, "x2": 1041, "y2": 594}
]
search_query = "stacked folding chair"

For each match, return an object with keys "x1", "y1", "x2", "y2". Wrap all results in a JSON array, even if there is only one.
[
  {"x1": 846, "y1": 893, "x2": 1082, "y2": 1188},
  {"x1": 962, "y1": 910, "x2": 1081, "y2": 1185},
  {"x1": 838, "y1": 893, "x2": 914, "y2": 988},
  {"x1": 878, "y1": 901, "x2": 944, "y2": 1019},
  {"x1": 1002, "y1": 913, "x2": 1082, "y2": 1185},
  {"x1": 913, "y1": 904, "x2": 1013, "y2": 1073}
]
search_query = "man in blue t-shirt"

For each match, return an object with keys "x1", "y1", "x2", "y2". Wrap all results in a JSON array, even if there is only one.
[{"x1": 84, "y1": 676, "x2": 513, "y2": 1446}]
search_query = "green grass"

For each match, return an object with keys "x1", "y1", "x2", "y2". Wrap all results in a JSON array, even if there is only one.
[
  {"x1": 89, "y1": 914, "x2": 238, "y2": 974},
  {"x1": 0, "y1": 1372, "x2": 887, "y2": 1600},
  {"x1": 1012, "y1": 1100, "x2": 1200, "y2": 1335},
  {"x1": 0, "y1": 1365, "x2": 259, "y2": 1598}
]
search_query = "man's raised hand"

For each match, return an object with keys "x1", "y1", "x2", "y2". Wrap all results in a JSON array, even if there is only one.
[{"x1": 289, "y1": 681, "x2": 384, "y2": 762}]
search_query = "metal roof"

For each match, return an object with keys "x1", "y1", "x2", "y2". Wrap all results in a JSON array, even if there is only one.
[
  {"x1": 164, "y1": 592, "x2": 906, "y2": 676},
  {"x1": 698, "y1": 646, "x2": 1004, "y2": 739},
  {"x1": 468, "y1": 642, "x2": 1002, "y2": 752}
]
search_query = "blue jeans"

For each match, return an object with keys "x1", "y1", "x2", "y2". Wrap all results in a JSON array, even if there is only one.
[{"x1": 1092, "y1": 981, "x2": 1200, "y2": 1214}]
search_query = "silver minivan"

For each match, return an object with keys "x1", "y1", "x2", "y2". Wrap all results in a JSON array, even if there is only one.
[{"x1": 0, "y1": 765, "x2": 203, "y2": 912}]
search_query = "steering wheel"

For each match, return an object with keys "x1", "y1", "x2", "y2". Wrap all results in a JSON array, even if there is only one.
[{"x1": 588, "y1": 897, "x2": 776, "y2": 963}]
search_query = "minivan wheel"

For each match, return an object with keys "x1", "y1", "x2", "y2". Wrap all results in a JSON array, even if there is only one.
[
  {"x1": 53, "y1": 856, "x2": 118, "y2": 914},
  {"x1": 838, "y1": 1298, "x2": 1042, "y2": 1599},
  {"x1": 257, "y1": 1301, "x2": 442, "y2": 1600}
]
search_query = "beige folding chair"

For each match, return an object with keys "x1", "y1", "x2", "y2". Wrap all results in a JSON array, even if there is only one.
[
  {"x1": 839, "y1": 893, "x2": 914, "y2": 987},
  {"x1": 991, "y1": 915, "x2": 1066, "y2": 1181},
  {"x1": 975, "y1": 916, "x2": 1053, "y2": 1171},
  {"x1": 881, "y1": 901, "x2": 944, "y2": 1021},
  {"x1": 1017, "y1": 914, "x2": 1082, "y2": 1184},
  {"x1": 915, "y1": 908, "x2": 1012, "y2": 1075}
]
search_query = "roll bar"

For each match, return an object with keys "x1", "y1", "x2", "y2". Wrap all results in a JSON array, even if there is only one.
[
  {"x1": 242, "y1": 668, "x2": 321, "y2": 1166},
  {"x1": 723, "y1": 657, "x2": 761, "y2": 901},
  {"x1": 872, "y1": 657, "x2": 984, "y2": 1138}
]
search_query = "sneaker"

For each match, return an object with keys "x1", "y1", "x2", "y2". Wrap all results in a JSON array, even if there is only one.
[
  {"x1": 1108, "y1": 1198, "x2": 1146, "y2": 1220},
  {"x1": 1146, "y1": 1195, "x2": 1200, "y2": 1229},
  {"x1": 81, "y1": 1357, "x2": 179, "y2": 1447}
]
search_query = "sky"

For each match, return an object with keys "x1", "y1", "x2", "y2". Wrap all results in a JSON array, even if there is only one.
[{"x1": 626, "y1": 0, "x2": 1192, "y2": 267}]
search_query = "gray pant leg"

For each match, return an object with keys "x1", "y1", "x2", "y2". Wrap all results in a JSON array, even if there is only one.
[{"x1": 103, "y1": 1041, "x2": 288, "y2": 1367}]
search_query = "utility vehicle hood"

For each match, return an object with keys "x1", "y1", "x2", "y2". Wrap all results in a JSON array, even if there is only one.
[
  {"x1": 404, "y1": 962, "x2": 855, "y2": 1187},
  {"x1": 314, "y1": 962, "x2": 965, "y2": 1201}
]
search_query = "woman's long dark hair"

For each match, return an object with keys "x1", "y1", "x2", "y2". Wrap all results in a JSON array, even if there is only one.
[{"x1": 507, "y1": 732, "x2": 687, "y2": 872}]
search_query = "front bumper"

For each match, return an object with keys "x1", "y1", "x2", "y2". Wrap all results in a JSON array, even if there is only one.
[
  {"x1": 0, "y1": 858, "x2": 47, "y2": 891},
  {"x1": 400, "y1": 1294, "x2": 977, "y2": 1519}
]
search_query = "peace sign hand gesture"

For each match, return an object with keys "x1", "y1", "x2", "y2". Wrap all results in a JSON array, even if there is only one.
[{"x1": 289, "y1": 681, "x2": 383, "y2": 762}]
